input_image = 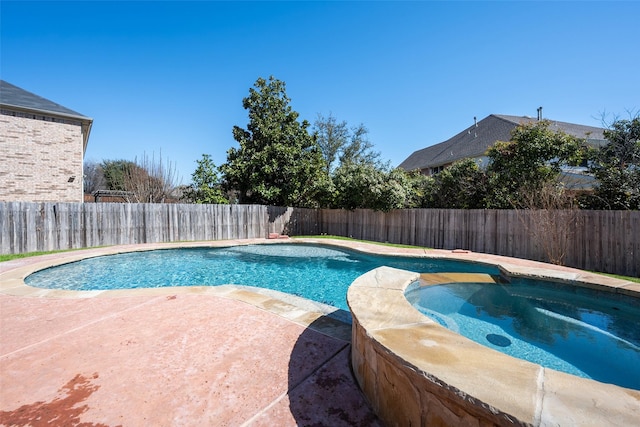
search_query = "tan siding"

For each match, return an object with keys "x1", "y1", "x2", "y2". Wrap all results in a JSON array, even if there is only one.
[{"x1": 0, "y1": 114, "x2": 84, "y2": 202}]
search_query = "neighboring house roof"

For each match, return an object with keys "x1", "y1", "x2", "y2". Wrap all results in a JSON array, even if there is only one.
[
  {"x1": 399, "y1": 114, "x2": 607, "y2": 172},
  {"x1": 0, "y1": 80, "x2": 93, "y2": 151}
]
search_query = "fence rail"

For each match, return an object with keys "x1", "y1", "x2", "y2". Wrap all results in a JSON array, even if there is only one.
[{"x1": 1, "y1": 202, "x2": 638, "y2": 276}]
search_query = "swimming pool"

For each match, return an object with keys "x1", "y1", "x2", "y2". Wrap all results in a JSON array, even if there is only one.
[
  {"x1": 25, "y1": 241, "x2": 639, "y2": 390},
  {"x1": 405, "y1": 278, "x2": 640, "y2": 390},
  {"x1": 25, "y1": 243, "x2": 498, "y2": 311}
]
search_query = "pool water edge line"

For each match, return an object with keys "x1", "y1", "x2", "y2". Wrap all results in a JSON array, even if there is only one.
[{"x1": 1, "y1": 238, "x2": 637, "y2": 303}]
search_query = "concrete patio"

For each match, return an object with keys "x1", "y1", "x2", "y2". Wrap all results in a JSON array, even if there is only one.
[{"x1": 0, "y1": 240, "x2": 386, "y2": 426}]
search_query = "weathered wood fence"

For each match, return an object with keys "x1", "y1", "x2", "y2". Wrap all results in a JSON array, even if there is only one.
[
  {"x1": 0, "y1": 202, "x2": 280, "y2": 253},
  {"x1": 314, "y1": 208, "x2": 639, "y2": 277},
  {"x1": 1, "y1": 202, "x2": 638, "y2": 277}
]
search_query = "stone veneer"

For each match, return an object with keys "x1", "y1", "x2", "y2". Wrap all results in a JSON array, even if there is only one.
[
  {"x1": 348, "y1": 267, "x2": 640, "y2": 427},
  {"x1": 0, "y1": 112, "x2": 84, "y2": 202}
]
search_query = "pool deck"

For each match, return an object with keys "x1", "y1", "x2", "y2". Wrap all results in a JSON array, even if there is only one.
[{"x1": 1, "y1": 238, "x2": 639, "y2": 426}]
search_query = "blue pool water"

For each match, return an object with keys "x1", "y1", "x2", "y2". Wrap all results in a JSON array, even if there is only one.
[
  {"x1": 405, "y1": 279, "x2": 640, "y2": 390},
  {"x1": 25, "y1": 243, "x2": 498, "y2": 311}
]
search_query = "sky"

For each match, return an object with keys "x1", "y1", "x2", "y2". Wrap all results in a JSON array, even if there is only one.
[{"x1": 2, "y1": 1, "x2": 639, "y2": 184}]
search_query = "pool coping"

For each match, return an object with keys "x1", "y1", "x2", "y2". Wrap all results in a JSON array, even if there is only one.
[
  {"x1": 346, "y1": 269, "x2": 640, "y2": 426},
  {"x1": 2, "y1": 238, "x2": 640, "y2": 426}
]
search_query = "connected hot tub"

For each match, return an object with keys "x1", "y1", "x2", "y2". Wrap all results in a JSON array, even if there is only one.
[{"x1": 347, "y1": 267, "x2": 640, "y2": 426}]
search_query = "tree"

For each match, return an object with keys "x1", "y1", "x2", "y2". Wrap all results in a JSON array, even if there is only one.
[
  {"x1": 517, "y1": 181, "x2": 580, "y2": 265},
  {"x1": 101, "y1": 159, "x2": 136, "y2": 192},
  {"x1": 583, "y1": 116, "x2": 640, "y2": 210},
  {"x1": 483, "y1": 121, "x2": 587, "y2": 264},
  {"x1": 124, "y1": 151, "x2": 181, "y2": 203},
  {"x1": 387, "y1": 168, "x2": 431, "y2": 209},
  {"x1": 313, "y1": 113, "x2": 383, "y2": 173},
  {"x1": 382, "y1": 167, "x2": 426, "y2": 210},
  {"x1": 83, "y1": 160, "x2": 105, "y2": 194},
  {"x1": 181, "y1": 154, "x2": 228, "y2": 204},
  {"x1": 338, "y1": 123, "x2": 382, "y2": 168},
  {"x1": 421, "y1": 158, "x2": 488, "y2": 209},
  {"x1": 220, "y1": 76, "x2": 330, "y2": 207},
  {"x1": 101, "y1": 153, "x2": 180, "y2": 203},
  {"x1": 331, "y1": 163, "x2": 386, "y2": 210},
  {"x1": 313, "y1": 113, "x2": 349, "y2": 173},
  {"x1": 331, "y1": 164, "x2": 419, "y2": 211},
  {"x1": 485, "y1": 120, "x2": 585, "y2": 208}
]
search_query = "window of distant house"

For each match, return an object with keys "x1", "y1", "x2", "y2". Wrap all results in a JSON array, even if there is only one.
[{"x1": 431, "y1": 166, "x2": 445, "y2": 175}]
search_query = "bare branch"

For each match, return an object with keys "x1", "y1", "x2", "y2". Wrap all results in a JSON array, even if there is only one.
[{"x1": 123, "y1": 151, "x2": 181, "y2": 203}]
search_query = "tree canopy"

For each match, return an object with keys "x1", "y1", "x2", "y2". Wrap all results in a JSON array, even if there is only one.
[
  {"x1": 313, "y1": 113, "x2": 382, "y2": 173},
  {"x1": 313, "y1": 113, "x2": 349, "y2": 174},
  {"x1": 421, "y1": 158, "x2": 488, "y2": 209},
  {"x1": 210, "y1": 78, "x2": 638, "y2": 211},
  {"x1": 101, "y1": 159, "x2": 137, "y2": 192},
  {"x1": 181, "y1": 154, "x2": 228, "y2": 204},
  {"x1": 100, "y1": 153, "x2": 180, "y2": 203},
  {"x1": 485, "y1": 120, "x2": 585, "y2": 208},
  {"x1": 220, "y1": 76, "x2": 330, "y2": 207},
  {"x1": 583, "y1": 116, "x2": 640, "y2": 210}
]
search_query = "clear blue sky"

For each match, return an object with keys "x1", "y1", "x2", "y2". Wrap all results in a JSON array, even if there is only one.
[{"x1": 2, "y1": 1, "x2": 638, "y2": 184}]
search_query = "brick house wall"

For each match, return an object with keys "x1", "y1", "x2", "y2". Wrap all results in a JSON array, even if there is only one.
[{"x1": 0, "y1": 112, "x2": 85, "y2": 202}]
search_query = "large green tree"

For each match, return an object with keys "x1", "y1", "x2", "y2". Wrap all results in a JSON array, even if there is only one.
[
  {"x1": 221, "y1": 76, "x2": 330, "y2": 207},
  {"x1": 584, "y1": 116, "x2": 640, "y2": 210},
  {"x1": 182, "y1": 154, "x2": 228, "y2": 204},
  {"x1": 486, "y1": 120, "x2": 585, "y2": 208}
]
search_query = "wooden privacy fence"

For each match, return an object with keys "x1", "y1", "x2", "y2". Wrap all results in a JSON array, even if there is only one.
[
  {"x1": 0, "y1": 202, "x2": 283, "y2": 254},
  {"x1": 1, "y1": 202, "x2": 638, "y2": 277},
  {"x1": 314, "y1": 208, "x2": 639, "y2": 277}
]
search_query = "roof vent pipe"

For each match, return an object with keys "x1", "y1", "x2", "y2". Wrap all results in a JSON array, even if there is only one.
[
  {"x1": 537, "y1": 106, "x2": 543, "y2": 121},
  {"x1": 474, "y1": 116, "x2": 477, "y2": 127}
]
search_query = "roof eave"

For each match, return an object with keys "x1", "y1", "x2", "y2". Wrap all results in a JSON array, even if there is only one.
[{"x1": 0, "y1": 102, "x2": 93, "y2": 123}]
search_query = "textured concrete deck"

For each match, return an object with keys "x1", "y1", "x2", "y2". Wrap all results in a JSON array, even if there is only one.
[
  {"x1": 0, "y1": 289, "x2": 387, "y2": 426},
  {"x1": 0, "y1": 240, "x2": 383, "y2": 426},
  {"x1": 1, "y1": 238, "x2": 639, "y2": 426}
]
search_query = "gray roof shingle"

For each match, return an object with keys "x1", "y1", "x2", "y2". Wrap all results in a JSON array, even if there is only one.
[
  {"x1": 0, "y1": 80, "x2": 90, "y2": 119},
  {"x1": 399, "y1": 114, "x2": 607, "y2": 172}
]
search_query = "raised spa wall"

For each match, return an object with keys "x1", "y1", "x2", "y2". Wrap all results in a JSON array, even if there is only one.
[{"x1": 347, "y1": 266, "x2": 640, "y2": 427}]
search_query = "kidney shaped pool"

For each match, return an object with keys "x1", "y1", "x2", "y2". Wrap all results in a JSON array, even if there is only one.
[{"x1": 25, "y1": 243, "x2": 498, "y2": 311}]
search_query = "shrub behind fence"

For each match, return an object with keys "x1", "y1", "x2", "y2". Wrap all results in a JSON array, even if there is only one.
[{"x1": 1, "y1": 202, "x2": 637, "y2": 277}]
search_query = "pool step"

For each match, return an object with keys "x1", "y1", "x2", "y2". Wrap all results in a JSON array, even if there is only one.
[{"x1": 418, "y1": 272, "x2": 500, "y2": 286}]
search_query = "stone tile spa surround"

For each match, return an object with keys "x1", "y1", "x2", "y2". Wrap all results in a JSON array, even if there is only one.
[{"x1": 347, "y1": 267, "x2": 640, "y2": 427}]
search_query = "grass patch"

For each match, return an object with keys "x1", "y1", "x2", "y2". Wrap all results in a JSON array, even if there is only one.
[
  {"x1": 594, "y1": 272, "x2": 640, "y2": 283},
  {"x1": 0, "y1": 248, "x2": 88, "y2": 263},
  {"x1": 291, "y1": 235, "x2": 432, "y2": 250}
]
